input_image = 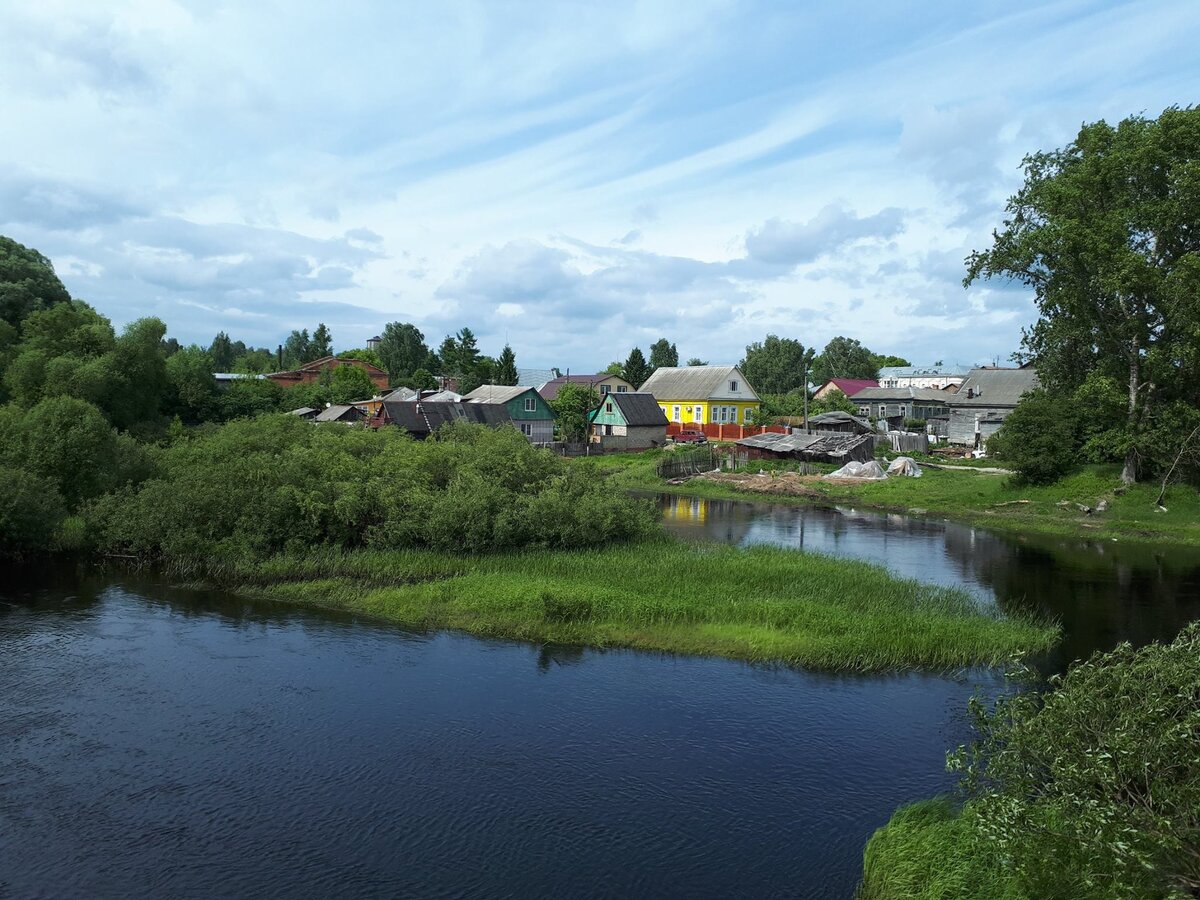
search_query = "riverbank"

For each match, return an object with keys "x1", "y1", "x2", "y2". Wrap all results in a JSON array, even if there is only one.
[
  {"x1": 578, "y1": 452, "x2": 1200, "y2": 546},
  {"x1": 205, "y1": 542, "x2": 1056, "y2": 672}
]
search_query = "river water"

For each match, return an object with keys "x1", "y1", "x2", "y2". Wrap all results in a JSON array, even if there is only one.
[{"x1": 3, "y1": 498, "x2": 1198, "y2": 898}]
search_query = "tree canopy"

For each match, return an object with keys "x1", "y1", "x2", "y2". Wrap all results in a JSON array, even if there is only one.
[
  {"x1": 967, "y1": 106, "x2": 1200, "y2": 483},
  {"x1": 739, "y1": 334, "x2": 813, "y2": 394},
  {"x1": 0, "y1": 236, "x2": 72, "y2": 329},
  {"x1": 495, "y1": 344, "x2": 518, "y2": 386},
  {"x1": 810, "y1": 336, "x2": 880, "y2": 385},
  {"x1": 376, "y1": 321, "x2": 432, "y2": 381},
  {"x1": 648, "y1": 338, "x2": 678, "y2": 372},
  {"x1": 622, "y1": 347, "x2": 649, "y2": 388}
]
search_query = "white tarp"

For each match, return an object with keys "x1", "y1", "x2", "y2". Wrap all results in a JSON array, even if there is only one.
[
  {"x1": 826, "y1": 460, "x2": 888, "y2": 480},
  {"x1": 886, "y1": 456, "x2": 923, "y2": 477}
]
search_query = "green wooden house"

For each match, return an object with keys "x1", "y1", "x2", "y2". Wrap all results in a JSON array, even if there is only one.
[
  {"x1": 588, "y1": 392, "x2": 669, "y2": 450},
  {"x1": 463, "y1": 385, "x2": 556, "y2": 442}
]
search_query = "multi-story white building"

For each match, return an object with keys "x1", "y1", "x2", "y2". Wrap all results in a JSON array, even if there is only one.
[{"x1": 877, "y1": 365, "x2": 969, "y2": 391}]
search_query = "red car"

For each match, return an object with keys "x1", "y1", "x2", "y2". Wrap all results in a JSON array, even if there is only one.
[{"x1": 673, "y1": 429, "x2": 708, "y2": 444}]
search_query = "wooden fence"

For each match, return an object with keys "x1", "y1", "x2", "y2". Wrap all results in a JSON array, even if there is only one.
[{"x1": 656, "y1": 447, "x2": 718, "y2": 479}]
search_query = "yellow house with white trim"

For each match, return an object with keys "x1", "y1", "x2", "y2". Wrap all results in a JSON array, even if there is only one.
[{"x1": 639, "y1": 365, "x2": 760, "y2": 425}]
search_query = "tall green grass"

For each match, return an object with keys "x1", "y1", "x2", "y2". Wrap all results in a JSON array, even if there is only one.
[{"x1": 208, "y1": 540, "x2": 1056, "y2": 671}]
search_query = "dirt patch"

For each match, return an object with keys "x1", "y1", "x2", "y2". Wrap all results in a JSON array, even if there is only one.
[{"x1": 699, "y1": 471, "x2": 845, "y2": 498}]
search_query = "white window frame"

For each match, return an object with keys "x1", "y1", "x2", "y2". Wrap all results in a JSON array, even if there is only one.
[
  {"x1": 524, "y1": 397, "x2": 536, "y2": 412},
  {"x1": 730, "y1": 380, "x2": 738, "y2": 392},
  {"x1": 616, "y1": 385, "x2": 627, "y2": 393},
  {"x1": 520, "y1": 422, "x2": 532, "y2": 436},
  {"x1": 743, "y1": 408, "x2": 753, "y2": 424},
  {"x1": 600, "y1": 384, "x2": 611, "y2": 394},
  {"x1": 695, "y1": 405, "x2": 703, "y2": 422},
  {"x1": 672, "y1": 405, "x2": 681, "y2": 422}
]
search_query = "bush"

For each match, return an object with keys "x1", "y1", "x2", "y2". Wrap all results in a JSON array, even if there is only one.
[
  {"x1": 863, "y1": 624, "x2": 1200, "y2": 899},
  {"x1": 96, "y1": 416, "x2": 656, "y2": 562},
  {"x1": 986, "y1": 390, "x2": 1078, "y2": 484},
  {"x1": 0, "y1": 466, "x2": 67, "y2": 558}
]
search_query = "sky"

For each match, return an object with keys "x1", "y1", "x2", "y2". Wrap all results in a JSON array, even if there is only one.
[{"x1": 2, "y1": 1, "x2": 1198, "y2": 372}]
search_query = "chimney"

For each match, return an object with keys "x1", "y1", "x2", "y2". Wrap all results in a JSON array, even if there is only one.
[{"x1": 277, "y1": 344, "x2": 284, "y2": 369}]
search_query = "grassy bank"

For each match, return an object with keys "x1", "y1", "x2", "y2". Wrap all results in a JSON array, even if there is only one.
[
  {"x1": 578, "y1": 452, "x2": 1200, "y2": 546},
  {"x1": 213, "y1": 541, "x2": 1056, "y2": 672},
  {"x1": 858, "y1": 799, "x2": 1019, "y2": 900}
]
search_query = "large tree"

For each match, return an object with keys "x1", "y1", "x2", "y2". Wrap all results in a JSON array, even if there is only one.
[
  {"x1": 648, "y1": 338, "x2": 678, "y2": 372},
  {"x1": 551, "y1": 382, "x2": 600, "y2": 442},
  {"x1": 495, "y1": 344, "x2": 518, "y2": 386},
  {"x1": 0, "y1": 235, "x2": 72, "y2": 328},
  {"x1": 966, "y1": 107, "x2": 1200, "y2": 483},
  {"x1": 209, "y1": 331, "x2": 235, "y2": 371},
  {"x1": 622, "y1": 347, "x2": 650, "y2": 388},
  {"x1": 311, "y1": 323, "x2": 333, "y2": 359},
  {"x1": 376, "y1": 322, "x2": 430, "y2": 381},
  {"x1": 739, "y1": 334, "x2": 813, "y2": 394},
  {"x1": 810, "y1": 336, "x2": 880, "y2": 385}
]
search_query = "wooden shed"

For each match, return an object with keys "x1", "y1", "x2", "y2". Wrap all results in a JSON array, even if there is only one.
[
  {"x1": 588, "y1": 392, "x2": 669, "y2": 450},
  {"x1": 736, "y1": 431, "x2": 875, "y2": 464}
]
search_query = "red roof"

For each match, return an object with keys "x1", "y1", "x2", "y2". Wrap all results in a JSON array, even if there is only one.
[
  {"x1": 538, "y1": 374, "x2": 627, "y2": 402},
  {"x1": 822, "y1": 378, "x2": 879, "y2": 396}
]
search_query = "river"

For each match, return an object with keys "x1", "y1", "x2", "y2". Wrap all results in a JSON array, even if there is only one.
[{"x1": 2, "y1": 497, "x2": 1197, "y2": 898}]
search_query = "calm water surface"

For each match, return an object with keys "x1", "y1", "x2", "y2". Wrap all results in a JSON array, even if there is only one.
[
  {"x1": 2, "y1": 575, "x2": 986, "y2": 899},
  {"x1": 4, "y1": 498, "x2": 1198, "y2": 898}
]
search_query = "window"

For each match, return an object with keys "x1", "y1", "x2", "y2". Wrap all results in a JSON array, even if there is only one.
[
  {"x1": 744, "y1": 408, "x2": 753, "y2": 424},
  {"x1": 730, "y1": 380, "x2": 739, "y2": 392},
  {"x1": 859, "y1": 406, "x2": 870, "y2": 415},
  {"x1": 695, "y1": 405, "x2": 703, "y2": 421},
  {"x1": 605, "y1": 402, "x2": 613, "y2": 413},
  {"x1": 524, "y1": 397, "x2": 536, "y2": 412},
  {"x1": 616, "y1": 385, "x2": 628, "y2": 392},
  {"x1": 600, "y1": 384, "x2": 611, "y2": 394},
  {"x1": 672, "y1": 405, "x2": 681, "y2": 422},
  {"x1": 520, "y1": 423, "x2": 532, "y2": 436}
]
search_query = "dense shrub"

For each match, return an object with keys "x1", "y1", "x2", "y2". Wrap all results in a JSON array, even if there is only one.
[
  {"x1": 986, "y1": 390, "x2": 1078, "y2": 484},
  {"x1": 862, "y1": 624, "x2": 1200, "y2": 899},
  {"x1": 0, "y1": 466, "x2": 67, "y2": 558},
  {"x1": 94, "y1": 415, "x2": 656, "y2": 562}
]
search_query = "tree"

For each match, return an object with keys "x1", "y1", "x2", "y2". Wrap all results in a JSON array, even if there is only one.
[
  {"x1": 166, "y1": 346, "x2": 218, "y2": 423},
  {"x1": 283, "y1": 329, "x2": 311, "y2": 368},
  {"x1": 329, "y1": 364, "x2": 375, "y2": 403},
  {"x1": 496, "y1": 344, "x2": 518, "y2": 386},
  {"x1": 622, "y1": 347, "x2": 649, "y2": 388},
  {"x1": 376, "y1": 322, "x2": 431, "y2": 381},
  {"x1": 337, "y1": 348, "x2": 384, "y2": 369},
  {"x1": 311, "y1": 323, "x2": 333, "y2": 358},
  {"x1": 0, "y1": 235, "x2": 72, "y2": 328},
  {"x1": 603, "y1": 361, "x2": 625, "y2": 376},
  {"x1": 948, "y1": 624, "x2": 1200, "y2": 898},
  {"x1": 810, "y1": 336, "x2": 880, "y2": 385},
  {"x1": 648, "y1": 338, "x2": 678, "y2": 372},
  {"x1": 685, "y1": 357, "x2": 708, "y2": 367},
  {"x1": 966, "y1": 107, "x2": 1200, "y2": 484},
  {"x1": 982, "y1": 391, "x2": 1078, "y2": 484},
  {"x1": 739, "y1": 334, "x2": 813, "y2": 394},
  {"x1": 551, "y1": 383, "x2": 600, "y2": 442},
  {"x1": 873, "y1": 354, "x2": 911, "y2": 368},
  {"x1": 410, "y1": 368, "x2": 437, "y2": 391},
  {"x1": 209, "y1": 332, "x2": 235, "y2": 371}
]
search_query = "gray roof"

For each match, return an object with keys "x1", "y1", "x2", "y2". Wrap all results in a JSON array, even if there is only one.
[
  {"x1": 638, "y1": 365, "x2": 758, "y2": 400},
  {"x1": 517, "y1": 367, "x2": 559, "y2": 387},
  {"x1": 380, "y1": 400, "x2": 512, "y2": 433},
  {"x1": 878, "y1": 364, "x2": 970, "y2": 378},
  {"x1": 288, "y1": 406, "x2": 318, "y2": 416},
  {"x1": 850, "y1": 386, "x2": 950, "y2": 402},
  {"x1": 605, "y1": 392, "x2": 668, "y2": 426},
  {"x1": 463, "y1": 384, "x2": 533, "y2": 404},
  {"x1": 948, "y1": 367, "x2": 1039, "y2": 407},
  {"x1": 422, "y1": 389, "x2": 463, "y2": 402},
  {"x1": 383, "y1": 386, "x2": 420, "y2": 402},
  {"x1": 806, "y1": 410, "x2": 874, "y2": 431},
  {"x1": 736, "y1": 431, "x2": 872, "y2": 455},
  {"x1": 313, "y1": 404, "x2": 363, "y2": 423},
  {"x1": 213, "y1": 372, "x2": 264, "y2": 381}
]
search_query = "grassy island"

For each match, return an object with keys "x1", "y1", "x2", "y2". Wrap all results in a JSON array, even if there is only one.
[{"x1": 212, "y1": 542, "x2": 1055, "y2": 672}]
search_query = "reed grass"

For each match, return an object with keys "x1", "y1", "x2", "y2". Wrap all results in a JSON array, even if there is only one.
[{"x1": 210, "y1": 540, "x2": 1056, "y2": 671}]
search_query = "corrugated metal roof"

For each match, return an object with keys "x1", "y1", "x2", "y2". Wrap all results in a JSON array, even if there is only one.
[
  {"x1": 807, "y1": 411, "x2": 874, "y2": 431},
  {"x1": 538, "y1": 374, "x2": 631, "y2": 401},
  {"x1": 638, "y1": 366, "x2": 758, "y2": 400},
  {"x1": 313, "y1": 405, "x2": 363, "y2": 422},
  {"x1": 737, "y1": 431, "x2": 873, "y2": 456},
  {"x1": 463, "y1": 384, "x2": 532, "y2": 404},
  {"x1": 878, "y1": 364, "x2": 969, "y2": 378},
  {"x1": 949, "y1": 367, "x2": 1039, "y2": 407},
  {"x1": 850, "y1": 386, "x2": 950, "y2": 402},
  {"x1": 380, "y1": 400, "x2": 513, "y2": 433},
  {"x1": 608, "y1": 392, "x2": 668, "y2": 426}
]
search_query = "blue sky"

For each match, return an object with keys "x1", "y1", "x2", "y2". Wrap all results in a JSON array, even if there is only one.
[{"x1": 2, "y1": 1, "x2": 1197, "y2": 371}]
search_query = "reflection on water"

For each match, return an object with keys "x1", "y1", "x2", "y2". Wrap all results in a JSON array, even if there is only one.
[
  {"x1": 659, "y1": 494, "x2": 1200, "y2": 671},
  {"x1": 1, "y1": 576, "x2": 995, "y2": 899}
]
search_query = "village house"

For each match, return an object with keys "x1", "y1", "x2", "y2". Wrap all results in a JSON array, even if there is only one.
[
  {"x1": 877, "y1": 365, "x2": 969, "y2": 390},
  {"x1": 312, "y1": 404, "x2": 366, "y2": 424},
  {"x1": 638, "y1": 365, "x2": 760, "y2": 425},
  {"x1": 803, "y1": 410, "x2": 875, "y2": 434},
  {"x1": 265, "y1": 355, "x2": 390, "y2": 391},
  {"x1": 849, "y1": 386, "x2": 951, "y2": 430},
  {"x1": 946, "y1": 366, "x2": 1040, "y2": 448},
  {"x1": 462, "y1": 385, "x2": 556, "y2": 442},
  {"x1": 538, "y1": 373, "x2": 635, "y2": 402},
  {"x1": 373, "y1": 400, "x2": 513, "y2": 437},
  {"x1": 812, "y1": 378, "x2": 879, "y2": 401},
  {"x1": 587, "y1": 392, "x2": 669, "y2": 450}
]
